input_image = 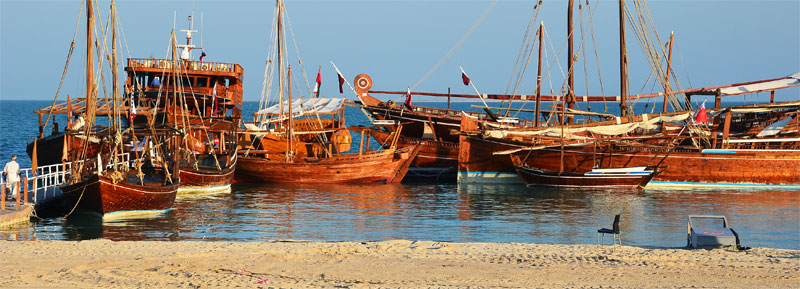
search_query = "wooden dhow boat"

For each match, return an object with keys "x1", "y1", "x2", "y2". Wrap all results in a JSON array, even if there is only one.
[
  {"x1": 235, "y1": 0, "x2": 419, "y2": 184},
  {"x1": 177, "y1": 120, "x2": 238, "y2": 194},
  {"x1": 513, "y1": 164, "x2": 659, "y2": 189},
  {"x1": 460, "y1": 98, "x2": 800, "y2": 188},
  {"x1": 49, "y1": 0, "x2": 181, "y2": 216},
  {"x1": 122, "y1": 20, "x2": 242, "y2": 195},
  {"x1": 236, "y1": 68, "x2": 420, "y2": 184},
  {"x1": 453, "y1": 0, "x2": 800, "y2": 187}
]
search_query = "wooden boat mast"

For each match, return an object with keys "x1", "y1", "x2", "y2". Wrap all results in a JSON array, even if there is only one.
[
  {"x1": 277, "y1": 0, "x2": 285, "y2": 119},
  {"x1": 286, "y1": 65, "x2": 293, "y2": 163},
  {"x1": 86, "y1": 0, "x2": 95, "y2": 127},
  {"x1": 663, "y1": 31, "x2": 675, "y2": 113},
  {"x1": 619, "y1": 0, "x2": 629, "y2": 117},
  {"x1": 566, "y1": 0, "x2": 575, "y2": 124},
  {"x1": 535, "y1": 22, "x2": 543, "y2": 127},
  {"x1": 111, "y1": 0, "x2": 121, "y2": 169}
]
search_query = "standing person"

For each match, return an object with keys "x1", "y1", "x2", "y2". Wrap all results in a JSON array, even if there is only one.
[{"x1": 3, "y1": 155, "x2": 20, "y2": 201}]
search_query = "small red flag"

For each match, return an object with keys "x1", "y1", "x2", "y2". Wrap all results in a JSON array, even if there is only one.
[
  {"x1": 694, "y1": 102, "x2": 708, "y2": 124},
  {"x1": 461, "y1": 72, "x2": 470, "y2": 86},
  {"x1": 200, "y1": 51, "x2": 207, "y2": 62},
  {"x1": 404, "y1": 88, "x2": 413, "y2": 109},
  {"x1": 313, "y1": 67, "x2": 321, "y2": 97},
  {"x1": 337, "y1": 72, "x2": 345, "y2": 94}
]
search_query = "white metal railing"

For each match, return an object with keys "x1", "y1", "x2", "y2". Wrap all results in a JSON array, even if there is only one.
[{"x1": 1, "y1": 153, "x2": 132, "y2": 205}]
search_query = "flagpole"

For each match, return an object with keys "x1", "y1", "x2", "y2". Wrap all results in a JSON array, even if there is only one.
[
  {"x1": 330, "y1": 61, "x2": 358, "y2": 97},
  {"x1": 460, "y1": 66, "x2": 498, "y2": 121},
  {"x1": 459, "y1": 66, "x2": 491, "y2": 109}
]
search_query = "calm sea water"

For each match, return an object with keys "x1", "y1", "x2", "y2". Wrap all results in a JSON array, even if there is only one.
[{"x1": 0, "y1": 100, "x2": 798, "y2": 250}]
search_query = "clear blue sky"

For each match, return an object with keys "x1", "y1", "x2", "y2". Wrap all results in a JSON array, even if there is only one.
[{"x1": 1, "y1": 0, "x2": 798, "y2": 104}]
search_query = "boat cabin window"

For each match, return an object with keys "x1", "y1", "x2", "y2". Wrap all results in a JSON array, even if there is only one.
[
  {"x1": 181, "y1": 76, "x2": 193, "y2": 88},
  {"x1": 196, "y1": 77, "x2": 208, "y2": 88}
]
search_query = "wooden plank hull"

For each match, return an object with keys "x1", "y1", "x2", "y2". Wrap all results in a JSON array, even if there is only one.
[
  {"x1": 61, "y1": 172, "x2": 178, "y2": 216},
  {"x1": 351, "y1": 126, "x2": 458, "y2": 170},
  {"x1": 362, "y1": 102, "x2": 477, "y2": 143},
  {"x1": 461, "y1": 134, "x2": 800, "y2": 187},
  {"x1": 235, "y1": 146, "x2": 419, "y2": 184},
  {"x1": 514, "y1": 166, "x2": 656, "y2": 189},
  {"x1": 178, "y1": 156, "x2": 236, "y2": 194},
  {"x1": 458, "y1": 135, "x2": 525, "y2": 184}
]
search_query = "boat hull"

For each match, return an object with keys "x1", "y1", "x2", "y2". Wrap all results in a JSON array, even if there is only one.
[
  {"x1": 461, "y1": 134, "x2": 800, "y2": 187},
  {"x1": 235, "y1": 147, "x2": 419, "y2": 184},
  {"x1": 60, "y1": 172, "x2": 178, "y2": 216},
  {"x1": 351, "y1": 126, "x2": 458, "y2": 179},
  {"x1": 514, "y1": 166, "x2": 656, "y2": 189},
  {"x1": 178, "y1": 157, "x2": 235, "y2": 194}
]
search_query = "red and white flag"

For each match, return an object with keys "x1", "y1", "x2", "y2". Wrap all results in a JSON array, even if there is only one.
[
  {"x1": 461, "y1": 72, "x2": 471, "y2": 86},
  {"x1": 337, "y1": 72, "x2": 345, "y2": 93},
  {"x1": 128, "y1": 94, "x2": 137, "y2": 125},
  {"x1": 404, "y1": 87, "x2": 413, "y2": 109},
  {"x1": 693, "y1": 101, "x2": 708, "y2": 124},
  {"x1": 313, "y1": 66, "x2": 322, "y2": 97}
]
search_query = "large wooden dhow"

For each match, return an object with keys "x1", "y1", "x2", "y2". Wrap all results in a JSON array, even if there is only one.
[
  {"x1": 236, "y1": 0, "x2": 419, "y2": 184},
  {"x1": 236, "y1": 145, "x2": 419, "y2": 184},
  {"x1": 122, "y1": 22, "x2": 244, "y2": 195},
  {"x1": 60, "y1": 164, "x2": 179, "y2": 216},
  {"x1": 49, "y1": 0, "x2": 181, "y2": 216},
  {"x1": 459, "y1": 99, "x2": 800, "y2": 188},
  {"x1": 235, "y1": 68, "x2": 420, "y2": 184}
]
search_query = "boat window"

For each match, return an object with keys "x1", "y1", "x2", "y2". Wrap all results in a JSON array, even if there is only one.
[
  {"x1": 196, "y1": 77, "x2": 208, "y2": 88},
  {"x1": 182, "y1": 76, "x2": 193, "y2": 87}
]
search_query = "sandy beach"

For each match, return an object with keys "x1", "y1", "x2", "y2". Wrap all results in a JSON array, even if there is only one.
[{"x1": 1, "y1": 240, "x2": 797, "y2": 288}]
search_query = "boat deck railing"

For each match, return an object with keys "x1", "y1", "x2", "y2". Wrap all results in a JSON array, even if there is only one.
[
  {"x1": 1, "y1": 153, "x2": 132, "y2": 209},
  {"x1": 127, "y1": 58, "x2": 243, "y2": 74}
]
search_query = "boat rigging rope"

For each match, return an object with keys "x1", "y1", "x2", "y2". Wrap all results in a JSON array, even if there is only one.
[
  {"x1": 283, "y1": 6, "x2": 313, "y2": 97},
  {"x1": 579, "y1": 1, "x2": 590, "y2": 113},
  {"x1": 585, "y1": 0, "x2": 608, "y2": 114},
  {"x1": 408, "y1": 0, "x2": 499, "y2": 93},
  {"x1": 503, "y1": 2, "x2": 543, "y2": 115},
  {"x1": 505, "y1": 1, "x2": 542, "y2": 96},
  {"x1": 42, "y1": 0, "x2": 85, "y2": 135},
  {"x1": 626, "y1": 0, "x2": 686, "y2": 114},
  {"x1": 259, "y1": 5, "x2": 280, "y2": 123}
]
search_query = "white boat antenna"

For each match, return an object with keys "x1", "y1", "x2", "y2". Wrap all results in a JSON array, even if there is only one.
[
  {"x1": 178, "y1": 14, "x2": 200, "y2": 60},
  {"x1": 200, "y1": 12, "x2": 204, "y2": 49}
]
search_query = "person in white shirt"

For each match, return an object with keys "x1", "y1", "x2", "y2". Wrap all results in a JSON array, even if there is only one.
[
  {"x1": 69, "y1": 113, "x2": 86, "y2": 131},
  {"x1": 3, "y1": 155, "x2": 20, "y2": 201}
]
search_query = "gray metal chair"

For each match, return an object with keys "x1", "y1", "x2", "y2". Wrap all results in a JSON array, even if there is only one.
[{"x1": 597, "y1": 215, "x2": 621, "y2": 245}]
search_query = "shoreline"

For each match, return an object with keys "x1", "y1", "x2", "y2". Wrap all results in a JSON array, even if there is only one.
[{"x1": 2, "y1": 239, "x2": 798, "y2": 288}]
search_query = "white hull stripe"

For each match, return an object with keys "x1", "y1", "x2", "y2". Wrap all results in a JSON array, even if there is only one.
[{"x1": 647, "y1": 180, "x2": 800, "y2": 189}]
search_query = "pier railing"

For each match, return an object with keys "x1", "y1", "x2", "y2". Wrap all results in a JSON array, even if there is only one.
[{"x1": 1, "y1": 153, "x2": 132, "y2": 209}]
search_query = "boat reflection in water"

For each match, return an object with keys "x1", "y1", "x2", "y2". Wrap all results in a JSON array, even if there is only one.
[{"x1": 14, "y1": 184, "x2": 800, "y2": 250}]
